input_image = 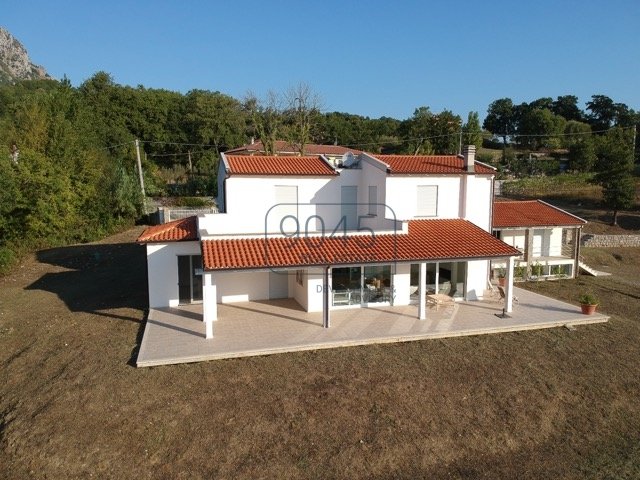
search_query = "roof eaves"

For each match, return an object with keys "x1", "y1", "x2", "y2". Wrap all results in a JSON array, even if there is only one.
[
  {"x1": 220, "y1": 152, "x2": 231, "y2": 175},
  {"x1": 537, "y1": 199, "x2": 587, "y2": 224},
  {"x1": 361, "y1": 152, "x2": 390, "y2": 172}
]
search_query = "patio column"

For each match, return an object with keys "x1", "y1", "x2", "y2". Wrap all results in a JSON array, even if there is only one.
[
  {"x1": 573, "y1": 227, "x2": 581, "y2": 278},
  {"x1": 525, "y1": 228, "x2": 533, "y2": 279},
  {"x1": 202, "y1": 272, "x2": 217, "y2": 339},
  {"x1": 418, "y1": 262, "x2": 426, "y2": 320},
  {"x1": 505, "y1": 256, "x2": 515, "y2": 313},
  {"x1": 322, "y1": 266, "x2": 330, "y2": 328}
]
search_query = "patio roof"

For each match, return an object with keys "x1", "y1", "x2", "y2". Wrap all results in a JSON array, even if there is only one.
[
  {"x1": 201, "y1": 218, "x2": 521, "y2": 271},
  {"x1": 137, "y1": 216, "x2": 198, "y2": 243},
  {"x1": 493, "y1": 200, "x2": 587, "y2": 228}
]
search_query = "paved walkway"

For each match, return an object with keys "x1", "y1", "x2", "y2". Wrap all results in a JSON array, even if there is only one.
[{"x1": 136, "y1": 288, "x2": 608, "y2": 367}]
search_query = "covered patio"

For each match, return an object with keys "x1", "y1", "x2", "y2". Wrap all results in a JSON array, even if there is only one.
[{"x1": 136, "y1": 287, "x2": 608, "y2": 367}]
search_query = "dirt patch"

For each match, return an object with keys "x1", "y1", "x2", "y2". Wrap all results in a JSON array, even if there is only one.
[{"x1": 1, "y1": 226, "x2": 640, "y2": 478}]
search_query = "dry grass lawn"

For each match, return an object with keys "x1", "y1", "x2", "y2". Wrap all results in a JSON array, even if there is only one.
[{"x1": 1, "y1": 228, "x2": 639, "y2": 479}]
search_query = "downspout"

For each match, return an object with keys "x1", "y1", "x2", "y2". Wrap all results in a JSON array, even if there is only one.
[
  {"x1": 574, "y1": 226, "x2": 581, "y2": 278},
  {"x1": 323, "y1": 266, "x2": 331, "y2": 328},
  {"x1": 220, "y1": 152, "x2": 231, "y2": 213}
]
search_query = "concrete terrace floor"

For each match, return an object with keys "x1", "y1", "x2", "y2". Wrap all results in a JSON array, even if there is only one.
[{"x1": 136, "y1": 287, "x2": 608, "y2": 367}]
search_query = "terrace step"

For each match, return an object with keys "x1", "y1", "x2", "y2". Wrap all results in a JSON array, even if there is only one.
[{"x1": 579, "y1": 261, "x2": 612, "y2": 277}]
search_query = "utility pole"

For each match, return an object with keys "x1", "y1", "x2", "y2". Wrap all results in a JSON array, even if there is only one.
[
  {"x1": 633, "y1": 124, "x2": 637, "y2": 163},
  {"x1": 188, "y1": 150, "x2": 193, "y2": 172},
  {"x1": 134, "y1": 139, "x2": 147, "y2": 214}
]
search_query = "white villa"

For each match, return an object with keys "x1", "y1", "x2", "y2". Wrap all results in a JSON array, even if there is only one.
[{"x1": 138, "y1": 146, "x2": 527, "y2": 339}]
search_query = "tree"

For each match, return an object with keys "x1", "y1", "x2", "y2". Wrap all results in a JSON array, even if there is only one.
[
  {"x1": 462, "y1": 111, "x2": 483, "y2": 150},
  {"x1": 562, "y1": 120, "x2": 593, "y2": 148},
  {"x1": 594, "y1": 128, "x2": 636, "y2": 225},
  {"x1": 244, "y1": 90, "x2": 284, "y2": 155},
  {"x1": 483, "y1": 98, "x2": 516, "y2": 160},
  {"x1": 403, "y1": 106, "x2": 435, "y2": 155},
  {"x1": 183, "y1": 89, "x2": 246, "y2": 155},
  {"x1": 568, "y1": 138, "x2": 596, "y2": 172},
  {"x1": 552, "y1": 95, "x2": 583, "y2": 122},
  {"x1": 517, "y1": 108, "x2": 566, "y2": 150},
  {"x1": 283, "y1": 82, "x2": 322, "y2": 155},
  {"x1": 430, "y1": 110, "x2": 462, "y2": 154},
  {"x1": 585, "y1": 95, "x2": 633, "y2": 131},
  {"x1": 528, "y1": 97, "x2": 554, "y2": 111}
]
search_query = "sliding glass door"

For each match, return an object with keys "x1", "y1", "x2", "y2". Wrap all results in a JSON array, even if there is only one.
[
  {"x1": 178, "y1": 255, "x2": 203, "y2": 304},
  {"x1": 331, "y1": 265, "x2": 392, "y2": 307}
]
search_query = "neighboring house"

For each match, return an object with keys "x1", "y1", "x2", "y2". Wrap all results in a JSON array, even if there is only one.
[
  {"x1": 225, "y1": 140, "x2": 361, "y2": 166},
  {"x1": 138, "y1": 146, "x2": 522, "y2": 338},
  {"x1": 491, "y1": 200, "x2": 587, "y2": 280}
]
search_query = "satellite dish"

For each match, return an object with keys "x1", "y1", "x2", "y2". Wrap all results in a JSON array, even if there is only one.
[{"x1": 342, "y1": 152, "x2": 356, "y2": 168}]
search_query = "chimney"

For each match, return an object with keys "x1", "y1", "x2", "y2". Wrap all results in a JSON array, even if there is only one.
[{"x1": 463, "y1": 145, "x2": 475, "y2": 172}]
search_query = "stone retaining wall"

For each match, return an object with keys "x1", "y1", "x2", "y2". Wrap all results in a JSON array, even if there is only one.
[{"x1": 581, "y1": 234, "x2": 640, "y2": 247}]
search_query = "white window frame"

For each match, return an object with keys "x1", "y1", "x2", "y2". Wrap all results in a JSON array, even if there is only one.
[{"x1": 416, "y1": 185, "x2": 438, "y2": 217}]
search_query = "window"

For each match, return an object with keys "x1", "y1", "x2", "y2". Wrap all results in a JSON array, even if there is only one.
[
  {"x1": 417, "y1": 185, "x2": 437, "y2": 217},
  {"x1": 368, "y1": 186, "x2": 377, "y2": 216}
]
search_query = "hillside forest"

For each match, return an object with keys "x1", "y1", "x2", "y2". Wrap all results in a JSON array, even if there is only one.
[{"x1": 0, "y1": 73, "x2": 638, "y2": 271}]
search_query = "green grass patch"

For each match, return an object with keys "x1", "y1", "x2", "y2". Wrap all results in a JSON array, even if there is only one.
[{"x1": 501, "y1": 173, "x2": 602, "y2": 203}]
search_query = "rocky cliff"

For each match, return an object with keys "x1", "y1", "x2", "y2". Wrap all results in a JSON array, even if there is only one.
[{"x1": 0, "y1": 27, "x2": 51, "y2": 83}]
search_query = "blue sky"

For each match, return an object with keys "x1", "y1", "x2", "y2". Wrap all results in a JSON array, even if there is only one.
[{"x1": 4, "y1": 0, "x2": 640, "y2": 120}]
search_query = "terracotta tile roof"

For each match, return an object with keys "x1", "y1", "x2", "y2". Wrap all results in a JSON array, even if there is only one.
[
  {"x1": 374, "y1": 155, "x2": 495, "y2": 175},
  {"x1": 225, "y1": 155, "x2": 337, "y2": 176},
  {"x1": 493, "y1": 200, "x2": 587, "y2": 228},
  {"x1": 226, "y1": 140, "x2": 361, "y2": 156},
  {"x1": 202, "y1": 219, "x2": 520, "y2": 270},
  {"x1": 137, "y1": 216, "x2": 198, "y2": 243}
]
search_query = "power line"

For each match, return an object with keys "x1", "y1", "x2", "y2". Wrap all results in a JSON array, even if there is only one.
[{"x1": 98, "y1": 124, "x2": 635, "y2": 154}]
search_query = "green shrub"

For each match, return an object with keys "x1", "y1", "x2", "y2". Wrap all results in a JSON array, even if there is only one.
[
  {"x1": 578, "y1": 293, "x2": 599, "y2": 305},
  {"x1": 0, "y1": 246, "x2": 16, "y2": 274},
  {"x1": 174, "y1": 197, "x2": 213, "y2": 207}
]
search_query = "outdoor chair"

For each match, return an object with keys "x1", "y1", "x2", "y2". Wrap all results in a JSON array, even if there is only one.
[{"x1": 497, "y1": 285, "x2": 519, "y2": 305}]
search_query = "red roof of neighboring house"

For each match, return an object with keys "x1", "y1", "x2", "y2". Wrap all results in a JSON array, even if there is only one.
[
  {"x1": 226, "y1": 140, "x2": 361, "y2": 156},
  {"x1": 375, "y1": 155, "x2": 495, "y2": 175},
  {"x1": 492, "y1": 200, "x2": 587, "y2": 228},
  {"x1": 202, "y1": 219, "x2": 520, "y2": 270},
  {"x1": 225, "y1": 155, "x2": 337, "y2": 176},
  {"x1": 137, "y1": 216, "x2": 198, "y2": 243}
]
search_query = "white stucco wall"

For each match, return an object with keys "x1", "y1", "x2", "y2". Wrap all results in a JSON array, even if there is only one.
[
  {"x1": 306, "y1": 268, "x2": 325, "y2": 312},
  {"x1": 214, "y1": 270, "x2": 270, "y2": 303},
  {"x1": 146, "y1": 241, "x2": 202, "y2": 308},
  {"x1": 392, "y1": 263, "x2": 411, "y2": 306},
  {"x1": 384, "y1": 176, "x2": 463, "y2": 220},
  {"x1": 463, "y1": 175, "x2": 493, "y2": 231},
  {"x1": 466, "y1": 259, "x2": 489, "y2": 300},
  {"x1": 291, "y1": 269, "x2": 308, "y2": 310}
]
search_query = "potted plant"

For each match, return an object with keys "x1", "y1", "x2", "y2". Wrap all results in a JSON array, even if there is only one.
[
  {"x1": 579, "y1": 293, "x2": 599, "y2": 315},
  {"x1": 496, "y1": 268, "x2": 506, "y2": 286},
  {"x1": 514, "y1": 265, "x2": 527, "y2": 280}
]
